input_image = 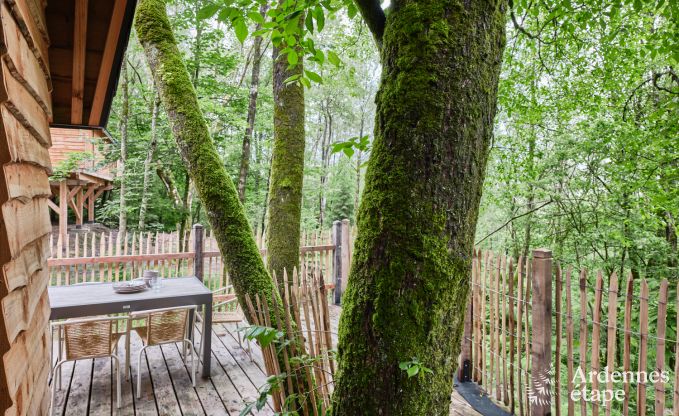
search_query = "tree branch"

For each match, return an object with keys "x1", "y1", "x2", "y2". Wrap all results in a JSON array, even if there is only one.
[
  {"x1": 475, "y1": 199, "x2": 553, "y2": 245},
  {"x1": 355, "y1": 0, "x2": 385, "y2": 48}
]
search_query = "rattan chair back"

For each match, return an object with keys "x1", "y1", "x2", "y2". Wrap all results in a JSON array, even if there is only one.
[
  {"x1": 64, "y1": 319, "x2": 114, "y2": 360},
  {"x1": 146, "y1": 308, "x2": 189, "y2": 345}
]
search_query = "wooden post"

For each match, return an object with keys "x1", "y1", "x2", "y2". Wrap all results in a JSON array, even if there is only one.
[
  {"x1": 459, "y1": 288, "x2": 473, "y2": 382},
  {"x1": 531, "y1": 249, "x2": 553, "y2": 416},
  {"x1": 333, "y1": 220, "x2": 342, "y2": 305},
  {"x1": 86, "y1": 184, "x2": 96, "y2": 222},
  {"x1": 59, "y1": 181, "x2": 68, "y2": 247},
  {"x1": 75, "y1": 187, "x2": 84, "y2": 226},
  {"x1": 340, "y1": 219, "x2": 350, "y2": 294},
  {"x1": 193, "y1": 224, "x2": 204, "y2": 282}
]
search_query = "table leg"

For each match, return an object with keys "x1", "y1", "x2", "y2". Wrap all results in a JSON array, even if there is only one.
[{"x1": 201, "y1": 301, "x2": 212, "y2": 378}]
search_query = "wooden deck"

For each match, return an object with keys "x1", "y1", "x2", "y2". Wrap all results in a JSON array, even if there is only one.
[{"x1": 51, "y1": 306, "x2": 479, "y2": 415}]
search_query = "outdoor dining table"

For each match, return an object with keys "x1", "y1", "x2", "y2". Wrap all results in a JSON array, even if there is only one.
[{"x1": 48, "y1": 276, "x2": 213, "y2": 378}]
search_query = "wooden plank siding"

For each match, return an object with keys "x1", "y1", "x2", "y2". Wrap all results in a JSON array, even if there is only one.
[{"x1": 0, "y1": 0, "x2": 52, "y2": 414}]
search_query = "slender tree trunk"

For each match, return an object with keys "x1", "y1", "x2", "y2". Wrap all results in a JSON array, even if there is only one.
[
  {"x1": 265, "y1": 21, "x2": 306, "y2": 282},
  {"x1": 156, "y1": 163, "x2": 182, "y2": 208},
  {"x1": 238, "y1": 4, "x2": 269, "y2": 202},
  {"x1": 118, "y1": 55, "x2": 129, "y2": 241},
  {"x1": 138, "y1": 91, "x2": 160, "y2": 230},
  {"x1": 522, "y1": 133, "x2": 535, "y2": 258},
  {"x1": 354, "y1": 112, "x2": 365, "y2": 217},
  {"x1": 135, "y1": 0, "x2": 279, "y2": 309},
  {"x1": 318, "y1": 105, "x2": 332, "y2": 229},
  {"x1": 178, "y1": 172, "x2": 191, "y2": 251},
  {"x1": 333, "y1": 1, "x2": 507, "y2": 414}
]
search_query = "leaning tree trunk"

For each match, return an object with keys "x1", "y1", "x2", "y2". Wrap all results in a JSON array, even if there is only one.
[
  {"x1": 237, "y1": 4, "x2": 268, "y2": 202},
  {"x1": 118, "y1": 56, "x2": 129, "y2": 241},
  {"x1": 332, "y1": 1, "x2": 507, "y2": 414},
  {"x1": 265, "y1": 28, "x2": 306, "y2": 282},
  {"x1": 135, "y1": 0, "x2": 278, "y2": 308},
  {"x1": 138, "y1": 91, "x2": 160, "y2": 230}
]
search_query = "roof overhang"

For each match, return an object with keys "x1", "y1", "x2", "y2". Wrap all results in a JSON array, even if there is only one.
[{"x1": 46, "y1": 0, "x2": 137, "y2": 129}]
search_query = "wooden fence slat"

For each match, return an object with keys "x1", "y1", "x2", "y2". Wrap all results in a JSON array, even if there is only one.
[
  {"x1": 579, "y1": 268, "x2": 588, "y2": 416},
  {"x1": 591, "y1": 272, "x2": 604, "y2": 416},
  {"x1": 508, "y1": 257, "x2": 515, "y2": 414},
  {"x1": 655, "y1": 279, "x2": 668, "y2": 416},
  {"x1": 523, "y1": 259, "x2": 532, "y2": 416},
  {"x1": 517, "y1": 256, "x2": 524, "y2": 416},
  {"x1": 674, "y1": 281, "x2": 679, "y2": 416},
  {"x1": 605, "y1": 272, "x2": 619, "y2": 416},
  {"x1": 501, "y1": 255, "x2": 508, "y2": 405},
  {"x1": 566, "y1": 267, "x2": 574, "y2": 416},
  {"x1": 623, "y1": 274, "x2": 633, "y2": 416},
  {"x1": 555, "y1": 263, "x2": 562, "y2": 416},
  {"x1": 638, "y1": 279, "x2": 649, "y2": 416}
]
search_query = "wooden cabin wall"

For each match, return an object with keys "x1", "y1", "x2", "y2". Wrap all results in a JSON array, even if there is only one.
[{"x1": 0, "y1": 0, "x2": 53, "y2": 414}]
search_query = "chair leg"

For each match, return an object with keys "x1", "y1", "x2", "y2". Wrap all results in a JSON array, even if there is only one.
[
  {"x1": 125, "y1": 328, "x2": 131, "y2": 380},
  {"x1": 137, "y1": 346, "x2": 148, "y2": 399},
  {"x1": 189, "y1": 341, "x2": 196, "y2": 387},
  {"x1": 51, "y1": 361, "x2": 65, "y2": 416},
  {"x1": 112, "y1": 355, "x2": 121, "y2": 409}
]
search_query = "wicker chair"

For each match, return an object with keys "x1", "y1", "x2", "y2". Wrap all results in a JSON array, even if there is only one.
[
  {"x1": 195, "y1": 286, "x2": 252, "y2": 361},
  {"x1": 128, "y1": 306, "x2": 197, "y2": 398},
  {"x1": 50, "y1": 316, "x2": 127, "y2": 413}
]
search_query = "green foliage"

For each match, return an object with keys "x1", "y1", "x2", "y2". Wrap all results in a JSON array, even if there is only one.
[
  {"x1": 399, "y1": 357, "x2": 434, "y2": 379},
  {"x1": 50, "y1": 151, "x2": 94, "y2": 181}
]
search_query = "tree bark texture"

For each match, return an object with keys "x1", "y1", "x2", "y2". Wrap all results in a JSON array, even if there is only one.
[
  {"x1": 332, "y1": 0, "x2": 507, "y2": 414},
  {"x1": 265, "y1": 34, "x2": 306, "y2": 282},
  {"x1": 238, "y1": 4, "x2": 268, "y2": 202},
  {"x1": 138, "y1": 91, "x2": 160, "y2": 230},
  {"x1": 135, "y1": 0, "x2": 279, "y2": 311}
]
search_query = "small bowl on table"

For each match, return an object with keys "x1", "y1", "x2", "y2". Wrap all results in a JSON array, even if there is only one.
[{"x1": 142, "y1": 270, "x2": 159, "y2": 288}]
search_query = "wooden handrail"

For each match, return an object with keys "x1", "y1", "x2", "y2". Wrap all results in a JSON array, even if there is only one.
[{"x1": 47, "y1": 245, "x2": 337, "y2": 266}]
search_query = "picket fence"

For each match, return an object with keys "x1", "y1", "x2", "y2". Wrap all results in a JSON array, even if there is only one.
[
  {"x1": 460, "y1": 248, "x2": 679, "y2": 416},
  {"x1": 47, "y1": 220, "x2": 354, "y2": 301}
]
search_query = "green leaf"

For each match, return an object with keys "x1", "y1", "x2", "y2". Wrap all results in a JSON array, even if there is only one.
[
  {"x1": 287, "y1": 49, "x2": 299, "y2": 66},
  {"x1": 407, "y1": 366, "x2": 419, "y2": 378},
  {"x1": 300, "y1": 76, "x2": 311, "y2": 88},
  {"x1": 342, "y1": 147, "x2": 354, "y2": 157},
  {"x1": 347, "y1": 3, "x2": 358, "y2": 18},
  {"x1": 197, "y1": 4, "x2": 220, "y2": 20},
  {"x1": 313, "y1": 50, "x2": 325, "y2": 64},
  {"x1": 305, "y1": 70, "x2": 322, "y2": 83},
  {"x1": 313, "y1": 6, "x2": 325, "y2": 31},
  {"x1": 247, "y1": 11, "x2": 265, "y2": 24},
  {"x1": 327, "y1": 50, "x2": 341, "y2": 67},
  {"x1": 234, "y1": 18, "x2": 248, "y2": 43},
  {"x1": 305, "y1": 13, "x2": 314, "y2": 33}
]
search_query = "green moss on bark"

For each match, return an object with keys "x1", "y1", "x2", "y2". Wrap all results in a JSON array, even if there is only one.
[
  {"x1": 266, "y1": 41, "x2": 306, "y2": 284},
  {"x1": 135, "y1": 0, "x2": 278, "y2": 311},
  {"x1": 332, "y1": 0, "x2": 507, "y2": 414}
]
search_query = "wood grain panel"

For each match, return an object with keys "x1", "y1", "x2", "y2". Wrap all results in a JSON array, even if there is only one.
[
  {"x1": 0, "y1": 2, "x2": 51, "y2": 116},
  {"x1": 0, "y1": 105, "x2": 51, "y2": 169},
  {"x1": 0, "y1": 62, "x2": 50, "y2": 147},
  {"x1": 1, "y1": 234, "x2": 49, "y2": 293},
  {"x1": 3, "y1": 163, "x2": 51, "y2": 201},
  {"x1": 1, "y1": 197, "x2": 51, "y2": 258},
  {"x1": 5, "y1": 0, "x2": 49, "y2": 77}
]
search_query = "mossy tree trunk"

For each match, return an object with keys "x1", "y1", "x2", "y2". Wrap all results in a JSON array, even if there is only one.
[
  {"x1": 332, "y1": 0, "x2": 507, "y2": 414},
  {"x1": 265, "y1": 32, "x2": 306, "y2": 283},
  {"x1": 135, "y1": 0, "x2": 278, "y2": 309}
]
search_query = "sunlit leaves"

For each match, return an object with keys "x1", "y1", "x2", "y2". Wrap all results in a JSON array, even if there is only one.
[{"x1": 197, "y1": 0, "x2": 355, "y2": 87}]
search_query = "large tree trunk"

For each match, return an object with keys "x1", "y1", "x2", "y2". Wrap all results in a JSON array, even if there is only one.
[
  {"x1": 118, "y1": 56, "x2": 129, "y2": 241},
  {"x1": 237, "y1": 5, "x2": 268, "y2": 202},
  {"x1": 135, "y1": 0, "x2": 278, "y2": 308},
  {"x1": 138, "y1": 91, "x2": 160, "y2": 230},
  {"x1": 265, "y1": 30, "x2": 306, "y2": 281},
  {"x1": 332, "y1": 1, "x2": 507, "y2": 414}
]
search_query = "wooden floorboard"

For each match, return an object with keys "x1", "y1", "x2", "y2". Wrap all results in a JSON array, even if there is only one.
[{"x1": 49, "y1": 306, "x2": 479, "y2": 415}]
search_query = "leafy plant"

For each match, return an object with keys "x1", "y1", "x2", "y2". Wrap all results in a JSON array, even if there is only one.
[{"x1": 399, "y1": 357, "x2": 433, "y2": 379}]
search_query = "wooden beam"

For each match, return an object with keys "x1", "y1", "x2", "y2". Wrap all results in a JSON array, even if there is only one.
[
  {"x1": 59, "y1": 182, "x2": 68, "y2": 244},
  {"x1": 85, "y1": 184, "x2": 96, "y2": 222},
  {"x1": 68, "y1": 185, "x2": 82, "y2": 200},
  {"x1": 47, "y1": 199, "x2": 59, "y2": 214},
  {"x1": 71, "y1": 0, "x2": 88, "y2": 124},
  {"x1": 87, "y1": 0, "x2": 127, "y2": 126}
]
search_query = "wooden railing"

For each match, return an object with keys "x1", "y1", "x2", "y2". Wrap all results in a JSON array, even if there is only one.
[
  {"x1": 459, "y1": 248, "x2": 679, "y2": 416},
  {"x1": 47, "y1": 221, "x2": 353, "y2": 300}
]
